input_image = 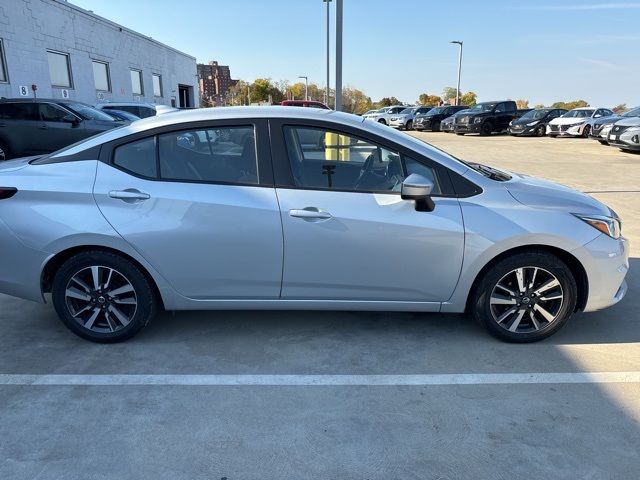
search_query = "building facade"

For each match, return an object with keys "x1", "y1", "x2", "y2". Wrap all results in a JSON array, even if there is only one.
[
  {"x1": 0, "y1": 0, "x2": 199, "y2": 107},
  {"x1": 198, "y1": 60, "x2": 237, "y2": 106}
]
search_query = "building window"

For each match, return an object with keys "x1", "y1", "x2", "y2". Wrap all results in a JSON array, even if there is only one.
[
  {"x1": 0, "y1": 39, "x2": 7, "y2": 83},
  {"x1": 130, "y1": 69, "x2": 143, "y2": 95},
  {"x1": 47, "y1": 51, "x2": 72, "y2": 88},
  {"x1": 152, "y1": 74, "x2": 163, "y2": 97},
  {"x1": 92, "y1": 60, "x2": 110, "y2": 92}
]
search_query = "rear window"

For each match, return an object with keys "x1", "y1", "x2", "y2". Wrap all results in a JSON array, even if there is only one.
[{"x1": 113, "y1": 137, "x2": 157, "y2": 178}]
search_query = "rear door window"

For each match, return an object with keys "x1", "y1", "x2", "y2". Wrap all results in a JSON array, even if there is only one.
[
  {"x1": 0, "y1": 102, "x2": 39, "y2": 120},
  {"x1": 113, "y1": 137, "x2": 157, "y2": 178}
]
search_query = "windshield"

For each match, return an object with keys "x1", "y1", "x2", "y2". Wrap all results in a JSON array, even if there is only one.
[
  {"x1": 426, "y1": 107, "x2": 445, "y2": 116},
  {"x1": 622, "y1": 107, "x2": 640, "y2": 117},
  {"x1": 520, "y1": 109, "x2": 550, "y2": 120},
  {"x1": 65, "y1": 102, "x2": 116, "y2": 121},
  {"x1": 400, "y1": 108, "x2": 416, "y2": 115},
  {"x1": 468, "y1": 103, "x2": 497, "y2": 113},
  {"x1": 562, "y1": 109, "x2": 594, "y2": 118}
]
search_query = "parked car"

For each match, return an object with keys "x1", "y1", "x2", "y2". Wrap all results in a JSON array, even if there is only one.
[
  {"x1": 454, "y1": 101, "x2": 520, "y2": 136},
  {"x1": 280, "y1": 100, "x2": 330, "y2": 109},
  {"x1": 590, "y1": 107, "x2": 640, "y2": 145},
  {"x1": 362, "y1": 108, "x2": 383, "y2": 120},
  {"x1": 414, "y1": 105, "x2": 468, "y2": 132},
  {"x1": 607, "y1": 116, "x2": 640, "y2": 152},
  {"x1": 361, "y1": 109, "x2": 378, "y2": 117},
  {"x1": 388, "y1": 106, "x2": 432, "y2": 130},
  {"x1": 365, "y1": 105, "x2": 411, "y2": 125},
  {"x1": 0, "y1": 98, "x2": 122, "y2": 161},
  {"x1": 95, "y1": 102, "x2": 178, "y2": 119},
  {"x1": 546, "y1": 107, "x2": 614, "y2": 138},
  {"x1": 508, "y1": 108, "x2": 567, "y2": 137},
  {"x1": 441, "y1": 109, "x2": 470, "y2": 133},
  {"x1": 101, "y1": 109, "x2": 141, "y2": 123},
  {"x1": 0, "y1": 107, "x2": 628, "y2": 343}
]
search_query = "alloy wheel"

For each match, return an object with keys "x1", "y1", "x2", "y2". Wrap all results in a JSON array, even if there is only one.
[
  {"x1": 64, "y1": 265, "x2": 138, "y2": 333},
  {"x1": 489, "y1": 266, "x2": 564, "y2": 334}
]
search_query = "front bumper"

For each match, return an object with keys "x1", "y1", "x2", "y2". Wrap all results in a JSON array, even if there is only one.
[
  {"x1": 572, "y1": 234, "x2": 630, "y2": 312},
  {"x1": 454, "y1": 123, "x2": 481, "y2": 134},
  {"x1": 508, "y1": 124, "x2": 538, "y2": 136},
  {"x1": 547, "y1": 123, "x2": 585, "y2": 137},
  {"x1": 388, "y1": 120, "x2": 406, "y2": 129},
  {"x1": 608, "y1": 128, "x2": 640, "y2": 150},
  {"x1": 440, "y1": 122, "x2": 454, "y2": 132}
]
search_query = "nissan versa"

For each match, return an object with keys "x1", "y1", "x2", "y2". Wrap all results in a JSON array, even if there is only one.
[{"x1": 0, "y1": 107, "x2": 629, "y2": 343}]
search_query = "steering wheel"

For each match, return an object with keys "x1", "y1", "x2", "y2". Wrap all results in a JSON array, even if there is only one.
[{"x1": 354, "y1": 151, "x2": 388, "y2": 190}]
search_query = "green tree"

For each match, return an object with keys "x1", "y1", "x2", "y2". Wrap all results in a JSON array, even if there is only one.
[
  {"x1": 442, "y1": 86, "x2": 458, "y2": 102},
  {"x1": 225, "y1": 80, "x2": 251, "y2": 105},
  {"x1": 249, "y1": 78, "x2": 283, "y2": 104},
  {"x1": 516, "y1": 99, "x2": 529, "y2": 109},
  {"x1": 342, "y1": 87, "x2": 373, "y2": 114},
  {"x1": 534, "y1": 103, "x2": 545, "y2": 109},
  {"x1": 417, "y1": 93, "x2": 442, "y2": 106},
  {"x1": 551, "y1": 100, "x2": 589, "y2": 110},
  {"x1": 459, "y1": 91, "x2": 477, "y2": 107},
  {"x1": 375, "y1": 97, "x2": 402, "y2": 108},
  {"x1": 612, "y1": 104, "x2": 627, "y2": 114}
]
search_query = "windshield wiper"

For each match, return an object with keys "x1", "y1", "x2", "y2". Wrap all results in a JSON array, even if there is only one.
[{"x1": 469, "y1": 163, "x2": 510, "y2": 181}]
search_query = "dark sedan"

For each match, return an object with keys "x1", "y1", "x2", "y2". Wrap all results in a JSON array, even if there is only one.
[
  {"x1": 508, "y1": 108, "x2": 568, "y2": 137},
  {"x1": 414, "y1": 105, "x2": 468, "y2": 132}
]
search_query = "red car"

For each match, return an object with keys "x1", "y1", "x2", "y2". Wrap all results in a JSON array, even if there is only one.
[{"x1": 280, "y1": 100, "x2": 330, "y2": 109}]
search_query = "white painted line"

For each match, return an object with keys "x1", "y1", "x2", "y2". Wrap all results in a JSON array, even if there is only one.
[{"x1": 1, "y1": 372, "x2": 639, "y2": 386}]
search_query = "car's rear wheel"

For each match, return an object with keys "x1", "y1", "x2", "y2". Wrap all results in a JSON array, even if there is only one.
[
  {"x1": 582, "y1": 125, "x2": 591, "y2": 138},
  {"x1": 0, "y1": 140, "x2": 11, "y2": 161},
  {"x1": 378, "y1": 119, "x2": 387, "y2": 125},
  {"x1": 536, "y1": 125, "x2": 546, "y2": 137},
  {"x1": 480, "y1": 122, "x2": 493, "y2": 136},
  {"x1": 52, "y1": 251, "x2": 157, "y2": 343},
  {"x1": 472, "y1": 251, "x2": 577, "y2": 342}
]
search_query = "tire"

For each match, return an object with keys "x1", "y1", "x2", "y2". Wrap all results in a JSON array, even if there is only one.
[
  {"x1": 406, "y1": 120, "x2": 413, "y2": 131},
  {"x1": 0, "y1": 139, "x2": 11, "y2": 161},
  {"x1": 480, "y1": 122, "x2": 493, "y2": 136},
  {"x1": 598, "y1": 140, "x2": 608, "y2": 145},
  {"x1": 582, "y1": 125, "x2": 591, "y2": 138},
  {"x1": 52, "y1": 250, "x2": 157, "y2": 343},
  {"x1": 455, "y1": 132, "x2": 465, "y2": 136},
  {"x1": 378, "y1": 119, "x2": 387, "y2": 125},
  {"x1": 536, "y1": 125, "x2": 546, "y2": 137},
  {"x1": 471, "y1": 251, "x2": 577, "y2": 343}
]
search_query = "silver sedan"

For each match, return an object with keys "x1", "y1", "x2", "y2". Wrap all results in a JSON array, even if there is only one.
[{"x1": 0, "y1": 107, "x2": 629, "y2": 342}]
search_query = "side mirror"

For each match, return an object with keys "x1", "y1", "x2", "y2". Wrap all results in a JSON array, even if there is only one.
[
  {"x1": 62, "y1": 114, "x2": 80, "y2": 125},
  {"x1": 401, "y1": 173, "x2": 435, "y2": 212}
]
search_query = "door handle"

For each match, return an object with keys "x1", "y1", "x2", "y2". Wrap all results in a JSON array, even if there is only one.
[
  {"x1": 289, "y1": 207, "x2": 332, "y2": 221},
  {"x1": 108, "y1": 189, "x2": 150, "y2": 202}
]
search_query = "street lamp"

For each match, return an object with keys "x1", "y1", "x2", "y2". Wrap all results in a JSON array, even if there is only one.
[
  {"x1": 450, "y1": 40, "x2": 463, "y2": 105},
  {"x1": 323, "y1": 0, "x2": 331, "y2": 108},
  {"x1": 298, "y1": 75, "x2": 308, "y2": 101}
]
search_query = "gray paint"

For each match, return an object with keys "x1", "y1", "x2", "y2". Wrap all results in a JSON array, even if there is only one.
[{"x1": 0, "y1": 0, "x2": 198, "y2": 107}]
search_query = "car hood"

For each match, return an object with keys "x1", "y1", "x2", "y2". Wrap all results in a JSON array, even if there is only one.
[
  {"x1": 505, "y1": 172, "x2": 610, "y2": 216},
  {"x1": 548, "y1": 117, "x2": 588, "y2": 126},
  {"x1": 593, "y1": 116, "x2": 619, "y2": 127},
  {"x1": 0, "y1": 156, "x2": 40, "y2": 172},
  {"x1": 614, "y1": 117, "x2": 640, "y2": 127},
  {"x1": 512, "y1": 116, "x2": 543, "y2": 125}
]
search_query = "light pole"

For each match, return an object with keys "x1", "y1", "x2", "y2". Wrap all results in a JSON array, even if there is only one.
[
  {"x1": 298, "y1": 75, "x2": 308, "y2": 101},
  {"x1": 323, "y1": 0, "x2": 331, "y2": 107},
  {"x1": 450, "y1": 40, "x2": 463, "y2": 105},
  {"x1": 335, "y1": 0, "x2": 343, "y2": 111}
]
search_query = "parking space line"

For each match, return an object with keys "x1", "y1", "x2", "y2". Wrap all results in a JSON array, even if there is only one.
[{"x1": 1, "y1": 372, "x2": 639, "y2": 386}]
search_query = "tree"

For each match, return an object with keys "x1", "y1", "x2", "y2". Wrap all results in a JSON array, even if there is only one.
[
  {"x1": 225, "y1": 80, "x2": 251, "y2": 105},
  {"x1": 612, "y1": 104, "x2": 628, "y2": 114},
  {"x1": 200, "y1": 95, "x2": 214, "y2": 108},
  {"x1": 417, "y1": 93, "x2": 442, "y2": 107},
  {"x1": 442, "y1": 86, "x2": 458, "y2": 102},
  {"x1": 375, "y1": 97, "x2": 402, "y2": 108},
  {"x1": 516, "y1": 99, "x2": 529, "y2": 109},
  {"x1": 534, "y1": 104, "x2": 545, "y2": 109},
  {"x1": 551, "y1": 100, "x2": 589, "y2": 110},
  {"x1": 249, "y1": 78, "x2": 284, "y2": 104},
  {"x1": 342, "y1": 87, "x2": 373, "y2": 114},
  {"x1": 459, "y1": 91, "x2": 477, "y2": 107}
]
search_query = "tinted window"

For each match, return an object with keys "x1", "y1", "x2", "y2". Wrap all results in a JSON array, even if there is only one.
[
  {"x1": 283, "y1": 126, "x2": 439, "y2": 194},
  {"x1": 138, "y1": 107, "x2": 156, "y2": 118},
  {"x1": 113, "y1": 137, "x2": 157, "y2": 178},
  {"x1": 40, "y1": 103, "x2": 71, "y2": 122},
  {"x1": 0, "y1": 102, "x2": 39, "y2": 120},
  {"x1": 65, "y1": 102, "x2": 115, "y2": 121},
  {"x1": 158, "y1": 126, "x2": 258, "y2": 184}
]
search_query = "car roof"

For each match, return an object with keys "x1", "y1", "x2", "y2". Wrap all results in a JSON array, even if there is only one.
[
  {"x1": 0, "y1": 97, "x2": 81, "y2": 104},
  {"x1": 96, "y1": 102, "x2": 158, "y2": 108}
]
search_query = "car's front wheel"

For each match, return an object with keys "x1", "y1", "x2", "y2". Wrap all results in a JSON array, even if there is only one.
[
  {"x1": 52, "y1": 251, "x2": 157, "y2": 342},
  {"x1": 406, "y1": 120, "x2": 413, "y2": 130},
  {"x1": 582, "y1": 125, "x2": 591, "y2": 138},
  {"x1": 536, "y1": 125, "x2": 546, "y2": 137},
  {"x1": 480, "y1": 122, "x2": 493, "y2": 136},
  {"x1": 472, "y1": 251, "x2": 577, "y2": 342},
  {"x1": 0, "y1": 140, "x2": 11, "y2": 161}
]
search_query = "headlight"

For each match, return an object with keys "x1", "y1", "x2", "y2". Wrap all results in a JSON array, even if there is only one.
[
  {"x1": 573, "y1": 214, "x2": 621, "y2": 239},
  {"x1": 527, "y1": 121, "x2": 539, "y2": 126},
  {"x1": 473, "y1": 117, "x2": 482, "y2": 124}
]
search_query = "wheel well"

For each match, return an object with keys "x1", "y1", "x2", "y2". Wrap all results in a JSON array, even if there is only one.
[
  {"x1": 466, "y1": 245, "x2": 588, "y2": 313},
  {"x1": 41, "y1": 245, "x2": 164, "y2": 309}
]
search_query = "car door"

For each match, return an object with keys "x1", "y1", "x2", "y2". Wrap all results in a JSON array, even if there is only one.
[
  {"x1": 0, "y1": 102, "x2": 42, "y2": 155},
  {"x1": 93, "y1": 119, "x2": 283, "y2": 299},
  {"x1": 38, "y1": 103, "x2": 87, "y2": 151},
  {"x1": 270, "y1": 120, "x2": 465, "y2": 305}
]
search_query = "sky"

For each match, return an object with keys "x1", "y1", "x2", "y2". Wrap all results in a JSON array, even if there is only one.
[{"x1": 71, "y1": 0, "x2": 640, "y2": 107}]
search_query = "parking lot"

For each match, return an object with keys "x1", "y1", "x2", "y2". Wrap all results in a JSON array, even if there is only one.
[{"x1": 1, "y1": 133, "x2": 639, "y2": 479}]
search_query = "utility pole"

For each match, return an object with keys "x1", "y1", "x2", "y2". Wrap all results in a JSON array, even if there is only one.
[
  {"x1": 450, "y1": 40, "x2": 463, "y2": 105},
  {"x1": 335, "y1": 0, "x2": 343, "y2": 111},
  {"x1": 298, "y1": 76, "x2": 308, "y2": 100},
  {"x1": 323, "y1": 0, "x2": 331, "y2": 107}
]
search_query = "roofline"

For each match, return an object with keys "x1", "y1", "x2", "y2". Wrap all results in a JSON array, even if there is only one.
[{"x1": 50, "y1": 0, "x2": 197, "y2": 61}]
